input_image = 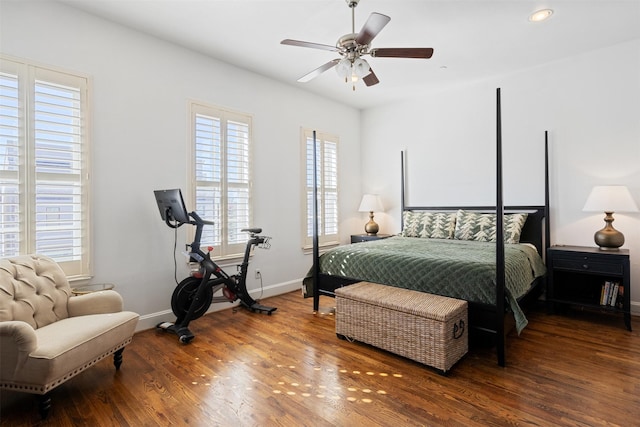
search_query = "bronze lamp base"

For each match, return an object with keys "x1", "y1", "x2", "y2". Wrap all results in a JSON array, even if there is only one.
[
  {"x1": 594, "y1": 212, "x2": 624, "y2": 250},
  {"x1": 364, "y1": 211, "x2": 379, "y2": 235}
]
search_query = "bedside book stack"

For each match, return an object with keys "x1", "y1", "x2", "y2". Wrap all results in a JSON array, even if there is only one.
[{"x1": 600, "y1": 281, "x2": 623, "y2": 309}]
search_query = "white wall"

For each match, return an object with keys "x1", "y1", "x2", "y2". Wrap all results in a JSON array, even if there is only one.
[
  {"x1": 361, "y1": 39, "x2": 640, "y2": 313},
  {"x1": 1, "y1": 1, "x2": 362, "y2": 329}
]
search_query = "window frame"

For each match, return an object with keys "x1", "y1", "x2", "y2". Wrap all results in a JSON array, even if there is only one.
[
  {"x1": 189, "y1": 100, "x2": 253, "y2": 260},
  {"x1": 0, "y1": 55, "x2": 91, "y2": 279},
  {"x1": 301, "y1": 128, "x2": 339, "y2": 250}
]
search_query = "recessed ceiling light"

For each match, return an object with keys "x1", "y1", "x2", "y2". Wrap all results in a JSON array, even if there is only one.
[{"x1": 529, "y1": 9, "x2": 553, "y2": 22}]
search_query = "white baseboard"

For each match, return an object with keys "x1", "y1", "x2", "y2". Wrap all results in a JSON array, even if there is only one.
[
  {"x1": 137, "y1": 282, "x2": 639, "y2": 332},
  {"x1": 136, "y1": 279, "x2": 302, "y2": 332},
  {"x1": 630, "y1": 300, "x2": 640, "y2": 316}
]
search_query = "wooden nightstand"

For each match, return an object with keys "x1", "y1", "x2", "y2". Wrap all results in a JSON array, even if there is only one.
[
  {"x1": 350, "y1": 234, "x2": 392, "y2": 243},
  {"x1": 546, "y1": 245, "x2": 631, "y2": 331}
]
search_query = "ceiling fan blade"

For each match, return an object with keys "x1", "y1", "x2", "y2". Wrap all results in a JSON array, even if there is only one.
[
  {"x1": 363, "y1": 69, "x2": 379, "y2": 87},
  {"x1": 297, "y1": 59, "x2": 341, "y2": 83},
  {"x1": 281, "y1": 39, "x2": 339, "y2": 52},
  {"x1": 370, "y1": 48, "x2": 434, "y2": 59},
  {"x1": 355, "y1": 12, "x2": 391, "y2": 46}
]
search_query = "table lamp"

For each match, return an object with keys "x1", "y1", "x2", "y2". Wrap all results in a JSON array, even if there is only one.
[
  {"x1": 358, "y1": 194, "x2": 384, "y2": 235},
  {"x1": 583, "y1": 185, "x2": 638, "y2": 250}
]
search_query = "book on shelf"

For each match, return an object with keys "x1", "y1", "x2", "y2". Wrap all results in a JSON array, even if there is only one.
[
  {"x1": 609, "y1": 283, "x2": 619, "y2": 307},
  {"x1": 600, "y1": 281, "x2": 611, "y2": 306},
  {"x1": 615, "y1": 284, "x2": 624, "y2": 309}
]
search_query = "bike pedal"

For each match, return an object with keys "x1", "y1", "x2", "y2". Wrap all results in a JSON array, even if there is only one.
[
  {"x1": 157, "y1": 322, "x2": 174, "y2": 330},
  {"x1": 223, "y1": 286, "x2": 236, "y2": 301},
  {"x1": 249, "y1": 303, "x2": 277, "y2": 315}
]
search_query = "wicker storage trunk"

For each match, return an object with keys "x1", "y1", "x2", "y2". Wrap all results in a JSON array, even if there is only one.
[{"x1": 335, "y1": 282, "x2": 468, "y2": 373}]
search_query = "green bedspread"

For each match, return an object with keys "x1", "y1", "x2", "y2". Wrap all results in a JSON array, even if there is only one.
[{"x1": 306, "y1": 236, "x2": 546, "y2": 334}]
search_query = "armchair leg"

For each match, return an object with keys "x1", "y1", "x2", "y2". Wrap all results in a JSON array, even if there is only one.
[
  {"x1": 38, "y1": 393, "x2": 51, "y2": 419},
  {"x1": 35, "y1": 349, "x2": 125, "y2": 419},
  {"x1": 114, "y1": 348, "x2": 125, "y2": 370}
]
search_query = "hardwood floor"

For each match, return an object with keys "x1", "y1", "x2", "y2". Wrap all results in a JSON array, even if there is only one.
[{"x1": 2, "y1": 291, "x2": 639, "y2": 426}]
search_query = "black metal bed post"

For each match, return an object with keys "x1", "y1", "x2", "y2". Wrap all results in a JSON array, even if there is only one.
[
  {"x1": 312, "y1": 130, "x2": 320, "y2": 312},
  {"x1": 400, "y1": 151, "x2": 406, "y2": 230},
  {"x1": 495, "y1": 88, "x2": 506, "y2": 367},
  {"x1": 544, "y1": 131, "x2": 551, "y2": 258}
]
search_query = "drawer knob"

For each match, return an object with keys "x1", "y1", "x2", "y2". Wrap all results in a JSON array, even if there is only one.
[{"x1": 583, "y1": 264, "x2": 589, "y2": 269}]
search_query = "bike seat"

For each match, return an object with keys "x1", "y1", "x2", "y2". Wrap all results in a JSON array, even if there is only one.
[{"x1": 241, "y1": 227, "x2": 262, "y2": 234}]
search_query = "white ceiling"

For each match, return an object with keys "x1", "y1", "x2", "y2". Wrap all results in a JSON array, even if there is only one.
[{"x1": 56, "y1": 0, "x2": 640, "y2": 109}]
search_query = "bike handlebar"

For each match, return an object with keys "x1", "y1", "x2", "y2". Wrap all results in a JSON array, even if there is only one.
[
  {"x1": 165, "y1": 209, "x2": 269, "y2": 252},
  {"x1": 189, "y1": 211, "x2": 214, "y2": 226}
]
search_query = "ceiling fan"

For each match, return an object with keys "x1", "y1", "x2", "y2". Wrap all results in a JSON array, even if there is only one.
[{"x1": 280, "y1": 0, "x2": 434, "y2": 90}]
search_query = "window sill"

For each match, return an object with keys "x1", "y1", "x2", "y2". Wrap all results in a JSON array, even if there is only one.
[{"x1": 302, "y1": 241, "x2": 339, "y2": 255}]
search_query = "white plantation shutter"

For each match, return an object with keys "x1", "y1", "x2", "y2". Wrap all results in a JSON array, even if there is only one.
[
  {"x1": 322, "y1": 140, "x2": 338, "y2": 236},
  {"x1": 34, "y1": 80, "x2": 84, "y2": 259},
  {"x1": 226, "y1": 119, "x2": 251, "y2": 245},
  {"x1": 191, "y1": 102, "x2": 252, "y2": 258},
  {"x1": 302, "y1": 129, "x2": 339, "y2": 248},
  {"x1": 194, "y1": 113, "x2": 223, "y2": 247},
  {"x1": 0, "y1": 57, "x2": 90, "y2": 277},
  {"x1": 0, "y1": 69, "x2": 20, "y2": 258}
]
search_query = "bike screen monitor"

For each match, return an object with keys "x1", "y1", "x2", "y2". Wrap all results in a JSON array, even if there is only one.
[{"x1": 154, "y1": 189, "x2": 190, "y2": 224}]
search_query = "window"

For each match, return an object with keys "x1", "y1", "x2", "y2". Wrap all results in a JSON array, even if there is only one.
[
  {"x1": 190, "y1": 101, "x2": 252, "y2": 259},
  {"x1": 0, "y1": 56, "x2": 90, "y2": 278},
  {"x1": 302, "y1": 129, "x2": 339, "y2": 249}
]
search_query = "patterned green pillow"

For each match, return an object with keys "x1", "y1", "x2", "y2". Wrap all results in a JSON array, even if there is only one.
[
  {"x1": 453, "y1": 210, "x2": 528, "y2": 244},
  {"x1": 401, "y1": 211, "x2": 457, "y2": 239}
]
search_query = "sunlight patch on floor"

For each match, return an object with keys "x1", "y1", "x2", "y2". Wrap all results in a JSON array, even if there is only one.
[{"x1": 188, "y1": 356, "x2": 406, "y2": 405}]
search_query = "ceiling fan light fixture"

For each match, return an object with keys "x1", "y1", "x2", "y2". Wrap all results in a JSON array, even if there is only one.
[
  {"x1": 529, "y1": 9, "x2": 553, "y2": 22},
  {"x1": 335, "y1": 58, "x2": 352, "y2": 79},
  {"x1": 353, "y1": 58, "x2": 370, "y2": 77}
]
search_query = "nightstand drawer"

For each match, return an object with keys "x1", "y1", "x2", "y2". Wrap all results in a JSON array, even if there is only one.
[
  {"x1": 553, "y1": 258, "x2": 623, "y2": 275},
  {"x1": 351, "y1": 234, "x2": 391, "y2": 243}
]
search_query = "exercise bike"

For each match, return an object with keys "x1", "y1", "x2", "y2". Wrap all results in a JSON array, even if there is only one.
[{"x1": 154, "y1": 189, "x2": 276, "y2": 343}]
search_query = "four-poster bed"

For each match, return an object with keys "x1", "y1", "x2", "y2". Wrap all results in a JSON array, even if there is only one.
[{"x1": 306, "y1": 89, "x2": 550, "y2": 366}]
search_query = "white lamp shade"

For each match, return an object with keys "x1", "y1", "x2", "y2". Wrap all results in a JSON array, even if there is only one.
[
  {"x1": 358, "y1": 194, "x2": 384, "y2": 212},
  {"x1": 583, "y1": 185, "x2": 639, "y2": 213}
]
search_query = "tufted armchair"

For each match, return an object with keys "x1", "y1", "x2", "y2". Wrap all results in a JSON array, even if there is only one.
[{"x1": 0, "y1": 254, "x2": 139, "y2": 419}]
